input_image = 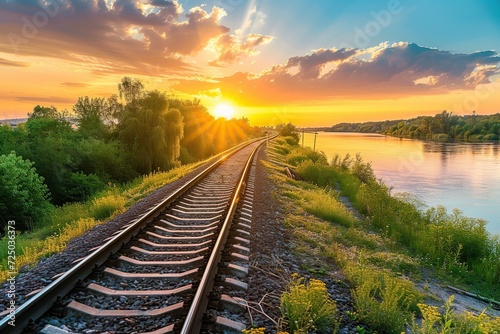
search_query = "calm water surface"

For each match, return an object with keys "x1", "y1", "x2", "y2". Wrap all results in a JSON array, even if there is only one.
[{"x1": 302, "y1": 132, "x2": 500, "y2": 236}]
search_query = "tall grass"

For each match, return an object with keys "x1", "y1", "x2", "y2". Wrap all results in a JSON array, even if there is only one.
[
  {"x1": 90, "y1": 193, "x2": 126, "y2": 220},
  {"x1": 0, "y1": 218, "x2": 98, "y2": 282},
  {"x1": 298, "y1": 188, "x2": 357, "y2": 228}
]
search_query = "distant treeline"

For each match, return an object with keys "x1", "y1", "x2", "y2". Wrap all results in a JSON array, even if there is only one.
[
  {"x1": 0, "y1": 77, "x2": 259, "y2": 230},
  {"x1": 329, "y1": 120, "x2": 401, "y2": 134},
  {"x1": 329, "y1": 112, "x2": 500, "y2": 141}
]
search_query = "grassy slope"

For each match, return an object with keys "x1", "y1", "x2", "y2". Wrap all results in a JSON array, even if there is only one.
[{"x1": 267, "y1": 137, "x2": 500, "y2": 334}]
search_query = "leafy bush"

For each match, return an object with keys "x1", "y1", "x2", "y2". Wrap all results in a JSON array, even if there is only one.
[
  {"x1": 280, "y1": 274, "x2": 338, "y2": 333},
  {"x1": 287, "y1": 147, "x2": 328, "y2": 167},
  {"x1": 0, "y1": 152, "x2": 52, "y2": 231},
  {"x1": 284, "y1": 136, "x2": 299, "y2": 146},
  {"x1": 276, "y1": 123, "x2": 300, "y2": 144},
  {"x1": 63, "y1": 172, "x2": 105, "y2": 202}
]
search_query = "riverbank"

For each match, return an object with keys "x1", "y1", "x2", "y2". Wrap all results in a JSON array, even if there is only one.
[
  {"x1": 301, "y1": 131, "x2": 500, "y2": 236},
  {"x1": 267, "y1": 136, "x2": 499, "y2": 333}
]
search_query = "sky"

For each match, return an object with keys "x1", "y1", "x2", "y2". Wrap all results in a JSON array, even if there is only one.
[{"x1": 0, "y1": 0, "x2": 499, "y2": 126}]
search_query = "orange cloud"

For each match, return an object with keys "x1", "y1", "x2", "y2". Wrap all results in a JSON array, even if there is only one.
[
  {"x1": 208, "y1": 33, "x2": 273, "y2": 67},
  {"x1": 0, "y1": 57, "x2": 29, "y2": 67},
  {"x1": 0, "y1": 1, "x2": 232, "y2": 76},
  {"x1": 173, "y1": 43, "x2": 500, "y2": 106}
]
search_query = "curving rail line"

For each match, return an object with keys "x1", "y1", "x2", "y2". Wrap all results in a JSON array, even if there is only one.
[{"x1": 0, "y1": 137, "x2": 270, "y2": 334}]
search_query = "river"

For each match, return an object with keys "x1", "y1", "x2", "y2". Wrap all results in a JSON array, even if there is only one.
[{"x1": 301, "y1": 132, "x2": 500, "y2": 236}]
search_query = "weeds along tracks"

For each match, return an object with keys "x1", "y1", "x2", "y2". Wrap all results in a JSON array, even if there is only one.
[{"x1": 0, "y1": 138, "x2": 267, "y2": 334}]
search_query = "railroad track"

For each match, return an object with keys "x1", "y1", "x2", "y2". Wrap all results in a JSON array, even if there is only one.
[{"x1": 0, "y1": 138, "x2": 268, "y2": 334}]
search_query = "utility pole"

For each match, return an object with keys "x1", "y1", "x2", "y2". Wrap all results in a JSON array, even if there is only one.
[
  {"x1": 313, "y1": 132, "x2": 318, "y2": 151},
  {"x1": 302, "y1": 128, "x2": 305, "y2": 148}
]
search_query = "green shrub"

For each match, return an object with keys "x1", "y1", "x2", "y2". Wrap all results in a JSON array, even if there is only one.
[
  {"x1": 410, "y1": 295, "x2": 500, "y2": 334},
  {"x1": 63, "y1": 171, "x2": 105, "y2": 202},
  {"x1": 0, "y1": 152, "x2": 52, "y2": 231},
  {"x1": 284, "y1": 136, "x2": 299, "y2": 146},
  {"x1": 280, "y1": 274, "x2": 338, "y2": 333},
  {"x1": 347, "y1": 260, "x2": 420, "y2": 334}
]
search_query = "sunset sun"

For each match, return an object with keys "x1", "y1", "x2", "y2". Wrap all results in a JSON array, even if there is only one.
[{"x1": 213, "y1": 104, "x2": 235, "y2": 119}]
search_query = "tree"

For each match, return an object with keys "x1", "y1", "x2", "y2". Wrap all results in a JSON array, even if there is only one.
[
  {"x1": 420, "y1": 116, "x2": 433, "y2": 137},
  {"x1": 119, "y1": 91, "x2": 184, "y2": 173},
  {"x1": 176, "y1": 99, "x2": 214, "y2": 162},
  {"x1": 164, "y1": 108, "x2": 184, "y2": 168},
  {"x1": 73, "y1": 96, "x2": 109, "y2": 138},
  {"x1": 76, "y1": 138, "x2": 137, "y2": 183},
  {"x1": 23, "y1": 110, "x2": 78, "y2": 204},
  {"x1": 104, "y1": 94, "x2": 123, "y2": 131},
  {"x1": 0, "y1": 153, "x2": 52, "y2": 231},
  {"x1": 28, "y1": 105, "x2": 60, "y2": 119},
  {"x1": 118, "y1": 77, "x2": 145, "y2": 105}
]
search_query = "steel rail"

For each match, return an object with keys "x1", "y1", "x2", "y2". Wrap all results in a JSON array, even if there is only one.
[
  {"x1": 180, "y1": 138, "x2": 266, "y2": 334},
  {"x1": 0, "y1": 137, "x2": 264, "y2": 334}
]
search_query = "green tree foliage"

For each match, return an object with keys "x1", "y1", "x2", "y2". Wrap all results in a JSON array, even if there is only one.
[
  {"x1": 119, "y1": 91, "x2": 184, "y2": 173},
  {"x1": 62, "y1": 171, "x2": 105, "y2": 203},
  {"x1": 173, "y1": 99, "x2": 214, "y2": 163},
  {"x1": 104, "y1": 94, "x2": 124, "y2": 131},
  {"x1": 73, "y1": 96, "x2": 109, "y2": 138},
  {"x1": 24, "y1": 108, "x2": 78, "y2": 204},
  {"x1": 75, "y1": 138, "x2": 137, "y2": 183},
  {"x1": 0, "y1": 152, "x2": 52, "y2": 231},
  {"x1": 0, "y1": 124, "x2": 28, "y2": 156},
  {"x1": 28, "y1": 105, "x2": 62, "y2": 119}
]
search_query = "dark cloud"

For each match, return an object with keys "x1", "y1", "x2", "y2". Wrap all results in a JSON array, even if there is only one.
[
  {"x1": 0, "y1": 0, "x2": 236, "y2": 75},
  {"x1": 286, "y1": 48, "x2": 357, "y2": 79},
  {"x1": 150, "y1": 0, "x2": 175, "y2": 6},
  {"x1": 173, "y1": 43, "x2": 500, "y2": 106},
  {"x1": 0, "y1": 57, "x2": 29, "y2": 67}
]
